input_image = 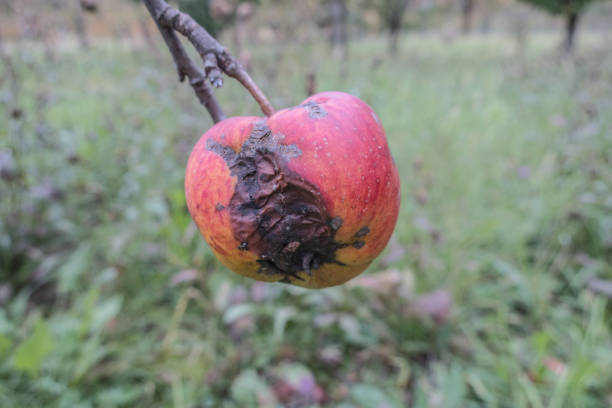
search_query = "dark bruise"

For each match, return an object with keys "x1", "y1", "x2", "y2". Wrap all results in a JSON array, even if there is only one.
[
  {"x1": 206, "y1": 120, "x2": 361, "y2": 281},
  {"x1": 352, "y1": 240, "x2": 365, "y2": 249},
  {"x1": 301, "y1": 101, "x2": 327, "y2": 119},
  {"x1": 215, "y1": 203, "x2": 225, "y2": 211},
  {"x1": 355, "y1": 226, "x2": 370, "y2": 238}
]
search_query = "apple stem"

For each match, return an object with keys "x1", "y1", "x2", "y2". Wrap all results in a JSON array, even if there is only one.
[{"x1": 143, "y1": 0, "x2": 275, "y2": 120}]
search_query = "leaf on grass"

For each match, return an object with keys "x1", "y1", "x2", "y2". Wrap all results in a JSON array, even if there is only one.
[
  {"x1": 14, "y1": 319, "x2": 55, "y2": 376},
  {"x1": 0, "y1": 309, "x2": 13, "y2": 333},
  {"x1": 272, "y1": 362, "x2": 324, "y2": 404},
  {"x1": 231, "y1": 369, "x2": 277, "y2": 407},
  {"x1": 213, "y1": 281, "x2": 232, "y2": 311},
  {"x1": 273, "y1": 307, "x2": 295, "y2": 342},
  {"x1": 57, "y1": 245, "x2": 91, "y2": 293},
  {"x1": 318, "y1": 345, "x2": 342, "y2": 366},
  {"x1": 348, "y1": 268, "x2": 413, "y2": 296},
  {"x1": 350, "y1": 384, "x2": 394, "y2": 408},
  {"x1": 438, "y1": 364, "x2": 466, "y2": 408},
  {"x1": 339, "y1": 315, "x2": 375, "y2": 346},
  {"x1": 543, "y1": 357, "x2": 567, "y2": 376},
  {"x1": 169, "y1": 269, "x2": 199, "y2": 287},
  {"x1": 91, "y1": 296, "x2": 123, "y2": 332},
  {"x1": 73, "y1": 335, "x2": 108, "y2": 381},
  {"x1": 466, "y1": 372, "x2": 494, "y2": 404},
  {"x1": 95, "y1": 385, "x2": 142, "y2": 407},
  {"x1": 274, "y1": 363, "x2": 316, "y2": 395},
  {"x1": 0, "y1": 334, "x2": 12, "y2": 356},
  {"x1": 223, "y1": 303, "x2": 253, "y2": 324},
  {"x1": 413, "y1": 289, "x2": 452, "y2": 323}
]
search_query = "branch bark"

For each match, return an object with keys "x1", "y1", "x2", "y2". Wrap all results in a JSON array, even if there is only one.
[
  {"x1": 564, "y1": 11, "x2": 579, "y2": 53},
  {"x1": 144, "y1": 1, "x2": 225, "y2": 123},
  {"x1": 460, "y1": 0, "x2": 474, "y2": 35},
  {"x1": 143, "y1": 0, "x2": 275, "y2": 120}
]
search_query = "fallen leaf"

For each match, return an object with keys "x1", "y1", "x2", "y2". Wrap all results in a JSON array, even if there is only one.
[
  {"x1": 348, "y1": 269, "x2": 402, "y2": 292},
  {"x1": 231, "y1": 369, "x2": 277, "y2": 408},
  {"x1": 272, "y1": 363, "x2": 324, "y2": 405},
  {"x1": 544, "y1": 357, "x2": 567, "y2": 376},
  {"x1": 319, "y1": 346, "x2": 342, "y2": 366},
  {"x1": 169, "y1": 269, "x2": 199, "y2": 287},
  {"x1": 348, "y1": 269, "x2": 413, "y2": 297},
  {"x1": 413, "y1": 289, "x2": 452, "y2": 323},
  {"x1": 14, "y1": 319, "x2": 55, "y2": 376}
]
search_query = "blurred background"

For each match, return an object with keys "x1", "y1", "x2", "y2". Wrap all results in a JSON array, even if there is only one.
[{"x1": 1, "y1": 0, "x2": 612, "y2": 407}]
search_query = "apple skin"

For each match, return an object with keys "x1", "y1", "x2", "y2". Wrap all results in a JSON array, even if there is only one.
[{"x1": 185, "y1": 91, "x2": 400, "y2": 289}]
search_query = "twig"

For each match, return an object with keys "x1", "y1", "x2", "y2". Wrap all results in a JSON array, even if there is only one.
[
  {"x1": 143, "y1": 0, "x2": 275, "y2": 119},
  {"x1": 144, "y1": 1, "x2": 225, "y2": 123}
]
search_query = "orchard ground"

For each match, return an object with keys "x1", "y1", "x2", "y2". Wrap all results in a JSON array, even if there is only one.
[{"x1": 1, "y1": 31, "x2": 611, "y2": 407}]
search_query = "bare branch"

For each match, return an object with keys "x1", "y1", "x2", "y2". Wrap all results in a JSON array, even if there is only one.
[
  {"x1": 145, "y1": 1, "x2": 225, "y2": 123},
  {"x1": 143, "y1": 0, "x2": 275, "y2": 118}
]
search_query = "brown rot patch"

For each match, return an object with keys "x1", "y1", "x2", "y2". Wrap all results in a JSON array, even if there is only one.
[
  {"x1": 301, "y1": 101, "x2": 327, "y2": 119},
  {"x1": 207, "y1": 120, "x2": 360, "y2": 282}
]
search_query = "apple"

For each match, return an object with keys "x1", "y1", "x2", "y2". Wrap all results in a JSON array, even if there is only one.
[{"x1": 185, "y1": 91, "x2": 400, "y2": 288}]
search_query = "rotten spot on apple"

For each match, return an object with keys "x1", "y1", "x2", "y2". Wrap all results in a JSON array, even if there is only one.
[{"x1": 185, "y1": 92, "x2": 400, "y2": 289}]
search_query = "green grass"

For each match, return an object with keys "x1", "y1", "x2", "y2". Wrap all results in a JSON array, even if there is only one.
[{"x1": 1, "y1": 32, "x2": 611, "y2": 407}]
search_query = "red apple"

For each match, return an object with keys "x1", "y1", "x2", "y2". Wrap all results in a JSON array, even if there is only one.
[{"x1": 185, "y1": 91, "x2": 400, "y2": 288}]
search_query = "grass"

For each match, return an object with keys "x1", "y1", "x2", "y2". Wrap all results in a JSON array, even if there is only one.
[{"x1": 1, "y1": 31, "x2": 611, "y2": 407}]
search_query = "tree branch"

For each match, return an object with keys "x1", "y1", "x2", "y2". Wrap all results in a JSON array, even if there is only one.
[
  {"x1": 143, "y1": 0, "x2": 275, "y2": 118},
  {"x1": 145, "y1": 1, "x2": 225, "y2": 123}
]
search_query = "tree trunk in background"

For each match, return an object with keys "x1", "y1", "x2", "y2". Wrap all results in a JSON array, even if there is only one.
[
  {"x1": 565, "y1": 11, "x2": 579, "y2": 52},
  {"x1": 511, "y1": 8, "x2": 529, "y2": 58},
  {"x1": 0, "y1": 0, "x2": 13, "y2": 14},
  {"x1": 386, "y1": 0, "x2": 409, "y2": 56},
  {"x1": 389, "y1": 27, "x2": 400, "y2": 55},
  {"x1": 329, "y1": 0, "x2": 348, "y2": 61},
  {"x1": 73, "y1": 7, "x2": 89, "y2": 48},
  {"x1": 460, "y1": 0, "x2": 474, "y2": 34}
]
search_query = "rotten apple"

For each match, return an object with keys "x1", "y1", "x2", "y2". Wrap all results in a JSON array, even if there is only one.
[{"x1": 185, "y1": 91, "x2": 400, "y2": 289}]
